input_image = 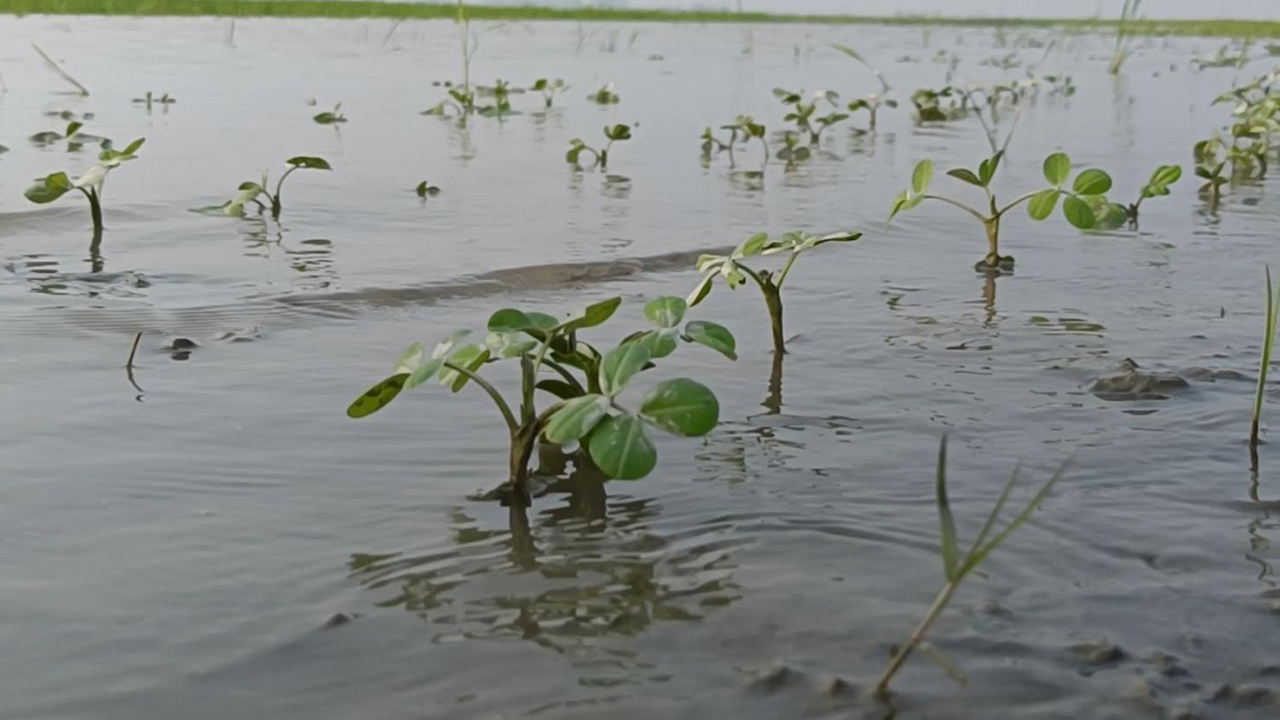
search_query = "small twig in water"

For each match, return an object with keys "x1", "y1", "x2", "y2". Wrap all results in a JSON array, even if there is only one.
[
  {"x1": 125, "y1": 332, "x2": 144, "y2": 394},
  {"x1": 32, "y1": 43, "x2": 89, "y2": 96}
]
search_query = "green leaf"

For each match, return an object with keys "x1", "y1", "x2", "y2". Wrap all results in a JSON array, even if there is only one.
[
  {"x1": 559, "y1": 296, "x2": 622, "y2": 333},
  {"x1": 1027, "y1": 189, "x2": 1060, "y2": 221},
  {"x1": 979, "y1": 152, "x2": 1003, "y2": 185},
  {"x1": 485, "y1": 331, "x2": 537, "y2": 358},
  {"x1": 735, "y1": 232, "x2": 769, "y2": 258},
  {"x1": 543, "y1": 394, "x2": 610, "y2": 444},
  {"x1": 122, "y1": 138, "x2": 145, "y2": 155},
  {"x1": 638, "y1": 378, "x2": 719, "y2": 437},
  {"x1": 286, "y1": 156, "x2": 332, "y2": 170},
  {"x1": 912, "y1": 159, "x2": 934, "y2": 195},
  {"x1": 587, "y1": 413, "x2": 657, "y2": 480},
  {"x1": 1072, "y1": 169, "x2": 1112, "y2": 196},
  {"x1": 683, "y1": 320, "x2": 737, "y2": 360},
  {"x1": 644, "y1": 296, "x2": 687, "y2": 328},
  {"x1": 687, "y1": 272, "x2": 715, "y2": 307},
  {"x1": 1062, "y1": 195, "x2": 1097, "y2": 229},
  {"x1": 961, "y1": 459, "x2": 1068, "y2": 574},
  {"x1": 830, "y1": 43, "x2": 865, "y2": 62},
  {"x1": 65, "y1": 121, "x2": 83, "y2": 138},
  {"x1": 525, "y1": 312, "x2": 559, "y2": 330},
  {"x1": 812, "y1": 230, "x2": 863, "y2": 246},
  {"x1": 438, "y1": 344, "x2": 487, "y2": 391},
  {"x1": 487, "y1": 308, "x2": 533, "y2": 333},
  {"x1": 946, "y1": 168, "x2": 984, "y2": 187},
  {"x1": 535, "y1": 378, "x2": 582, "y2": 401},
  {"x1": 1043, "y1": 152, "x2": 1071, "y2": 186},
  {"x1": 347, "y1": 374, "x2": 408, "y2": 418},
  {"x1": 600, "y1": 342, "x2": 651, "y2": 396},
  {"x1": 935, "y1": 436, "x2": 961, "y2": 582},
  {"x1": 604, "y1": 123, "x2": 632, "y2": 141},
  {"x1": 637, "y1": 329, "x2": 679, "y2": 359},
  {"x1": 23, "y1": 172, "x2": 73, "y2": 204}
]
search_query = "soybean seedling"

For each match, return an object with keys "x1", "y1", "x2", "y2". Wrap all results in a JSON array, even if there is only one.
[
  {"x1": 888, "y1": 151, "x2": 1113, "y2": 271},
  {"x1": 207, "y1": 156, "x2": 332, "y2": 219},
  {"x1": 313, "y1": 102, "x2": 347, "y2": 124},
  {"x1": 774, "y1": 88, "x2": 848, "y2": 144},
  {"x1": 1193, "y1": 139, "x2": 1230, "y2": 210},
  {"x1": 132, "y1": 91, "x2": 176, "y2": 111},
  {"x1": 910, "y1": 86, "x2": 965, "y2": 124},
  {"x1": 28, "y1": 120, "x2": 101, "y2": 150},
  {"x1": 874, "y1": 436, "x2": 1066, "y2": 697},
  {"x1": 416, "y1": 181, "x2": 441, "y2": 198},
  {"x1": 775, "y1": 132, "x2": 811, "y2": 167},
  {"x1": 701, "y1": 115, "x2": 768, "y2": 167},
  {"x1": 847, "y1": 93, "x2": 898, "y2": 132},
  {"x1": 1088, "y1": 165, "x2": 1182, "y2": 229},
  {"x1": 1252, "y1": 267, "x2": 1280, "y2": 453},
  {"x1": 566, "y1": 124, "x2": 631, "y2": 170},
  {"x1": 687, "y1": 230, "x2": 863, "y2": 355},
  {"x1": 477, "y1": 79, "x2": 521, "y2": 118},
  {"x1": 588, "y1": 82, "x2": 620, "y2": 105},
  {"x1": 423, "y1": 84, "x2": 476, "y2": 120},
  {"x1": 346, "y1": 296, "x2": 736, "y2": 503},
  {"x1": 531, "y1": 78, "x2": 568, "y2": 107},
  {"x1": 24, "y1": 138, "x2": 145, "y2": 235}
]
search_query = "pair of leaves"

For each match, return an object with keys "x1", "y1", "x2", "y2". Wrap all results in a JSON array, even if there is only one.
[
  {"x1": 287, "y1": 156, "x2": 332, "y2": 171},
  {"x1": 416, "y1": 181, "x2": 441, "y2": 198},
  {"x1": 1139, "y1": 165, "x2": 1182, "y2": 199},
  {"x1": 944, "y1": 151, "x2": 1002, "y2": 189},
  {"x1": 604, "y1": 124, "x2": 632, "y2": 142},
  {"x1": 488, "y1": 297, "x2": 621, "y2": 338},
  {"x1": 346, "y1": 329, "x2": 479, "y2": 418}
]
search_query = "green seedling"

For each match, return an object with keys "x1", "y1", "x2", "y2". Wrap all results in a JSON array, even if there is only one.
[
  {"x1": 888, "y1": 151, "x2": 1113, "y2": 271},
  {"x1": 24, "y1": 138, "x2": 145, "y2": 235},
  {"x1": 422, "y1": 85, "x2": 477, "y2": 119},
  {"x1": 775, "y1": 132, "x2": 811, "y2": 166},
  {"x1": 687, "y1": 230, "x2": 863, "y2": 355},
  {"x1": 1109, "y1": 0, "x2": 1141, "y2": 75},
  {"x1": 44, "y1": 109, "x2": 95, "y2": 121},
  {"x1": 1194, "y1": 142, "x2": 1229, "y2": 210},
  {"x1": 207, "y1": 156, "x2": 332, "y2": 219},
  {"x1": 588, "y1": 82, "x2": 620, "y2": 105},
  {"x1": 701, "y1": 115, "x2": 767, "y2": 166},
  {"x1": 566, "y1": 124, "x2": 631, "y2": 170},
  {"x1": 1253, "y1": 267, "x2": 1280, "y2": 453},
  {"x1": 874, "y1": 435, "x2": 1066, "y2": 697},
  {"x1": 346, "y1": 296, "x2": 736, "y2": 502},
  {"x1": 846, "y1": 93, "x2": 898, "y2": 132},
  {"x1": 132, "y1": 91, "x2": 176, "y2": 111},
  {"x1": 531, "y1": 78, "x2": 568, "y2": 107},
  {"x1": 27, "y1": 120, "x2": 105, "y2": 151},
  {"x1": 910, "y1": 86, "x2": 966, "y2": 123},
  {"x1": 774, "y1": 88, "x2": 848, "y2": 144},
  {"x1": 1192, "y1": 40, "x2": 1253, "y2": 70},
  {"x1": 313, "y1": 102, "x2": 347, "y2": 124},
  {"x1": 477, "y1": 79, "x2": 521, "y2": 117},
  {"x1": 416, "y1": 181, "x2": 441, "y2": 198},
  {"x1": 979, "y1": 52, "x2": 1021, "y2": 70},
  {"x1": 1088, "y1": 165, "x2": 1182, "y2": 229}
]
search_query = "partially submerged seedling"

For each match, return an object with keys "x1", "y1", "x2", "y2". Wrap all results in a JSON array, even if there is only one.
[
  {"x1": 28, "y1": 120, "x2": 103, "y2": 151},
  {"x1": 874, "y1": 436, "x2": 1066, "y2": 697},
  {"x1": 313, "y1": 102, "x2": 347, "y2": 124},
  {"x1": 774, "y1": 88, "x2": 848, "y2": 144},
  {"x1": 207, "y1": 156, "x2": 332, "y2": 218},
  {"x1": 531, "y1": 78, "x2": 568, "y2": 107},
  {"x1": 1088, "y1": 165, "x2": 1182, "y2": 229},
  {"x1": 566, "y1": 124, "x2": 631, "y2": 170},
  {"x1": 1194, "y1": 143, "x2": 1229, "y2": 210},
  {"x1": 889, "y1": 151, "x2": 1113, "y2": 271},
  {"x1": 775, "y1": 132, "x2": 811, "y2": 166},
  {"x1": 588, "y1": 82, "x2": 620, "y2": 105},
  {"x1": 346, "y1": 296, "x2": 736, "y2": 503},
  {"x1": 422, "y1": 84, "x2": 476, "y2": 120},
  {"x1": 24, "y1": 138, "x2": 145, "y2": 234},
  {"x1": 910, "y1": 86, "x2": 966, "y2": 123},
  {"x1": 416, "y1": 181, "x2": 441, "y2": 198},
  {"x1": 476, "y1": 79, "x2": 521, "y2": 118},
  {"x1": 687, "y1": 230, "x2": 863, "y2": 355},
  {"x1": 1252, "y1": 267, "x2": 1280, "y2": 454},
  {"x1": 132, "y1": 91, "x2": 176, "y2": 111},
  {"x1": 847, "y1": 93, "x2": 898, "y2": 132},
  {"x1": 701, "y1": 115, "x2": 767, "y2": 166}
]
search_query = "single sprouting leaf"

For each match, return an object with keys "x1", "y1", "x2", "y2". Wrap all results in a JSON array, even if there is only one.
[
  {"x1": 1072, "y1": 169, "x2": 1112, "y2": 196},
  {"x1": 935, "y1": 436, "x2": 961, "y2": 582},
  {"x1": 638, "y1": 378, "x2": 719, "y2": 436},
  {"x1": 735, "y1": 232, "x2": 769, "y2": 258},
  {"x1": 535, "y1": 378, "x2": 581, "y2": 400},
  {"x1": 1062, "y1": 195, "x2": 1097, "y2": 229},
  {"x1": 1148, "y1": 164, "x2": 1182, "y2": 189},
  {"x1": 912, "y1": 159, "x2": 934, "y2": 195},
  {"x1": 1043, "y1": 152, "x2": 1071, "y2": 187},
  {"x1": 543, "y1": 394, "x2": 611, "y2": 444},
  {"x1": 605, "y1": 124, "x2": 632, "y2": 141},
  {"x1": 587, "y1": 413, "x2": 657, "y2": 480},
  {"x1": 560, "y1": 296, "x2": 622, "y2": 333},
  {"x1": 24, "y1": 172, "x2": 73, "y2": 204},
  {"x1": 286, "y1": 156, "x2": 332, "y2": 170},
  {"x1": 947, "y1": 168, "x2": 984, "y2": 187},
  {"x1": 687, "y1": 272, "x2": 716, "y2": 307},
  {"x1": 347, "y1": 374, "x2": 409, "y2": 418},
  {"x1": 644, "y1": 296, "x2": 687, "y2": 328},
  {"x1": 600, "y1": 342, "x2": 652, "y2": 396},
  {"x1": 812, "y1": 230, "x2": 863, "y2": 246},
  {"x1": 1027, "y1": 189, "x2": 1060, "y2": 221},
  {"x1": 979, "y1": 151, "x2": 1003, "y2": 185},
  {"x1": 123, "y1": 138, "x2": 145, "y2": 155},
  {"x1": 439, "y1": 345, "x2": 489, "y2": 392},
  {"x1": 831, "y1": 43, "x2": 865, "y2": 62},
  {"x1": 487, "y1": 308, "x2": 534, "y2": 333},
  {"x1": 683, "y1": 320, "x2": 737, "y2": 360}
]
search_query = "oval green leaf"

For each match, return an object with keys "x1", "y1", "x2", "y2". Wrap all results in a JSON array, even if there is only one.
[
  {"x1": 687, "y1": 272, "x2": 715, "y2": 307},
  {"x1": 23, "y1": 172, "x2": 73, "y2": 204},
  {"x1": 683, "y1": 320, "x2": 737, "y2": 360},
  {"x1": 488, "y1": 308, "x2": 533, "y2": 333},
  {"x1": 1027, "y1": 189, "x2": 1060, "y2": 221},
  {"x1": 588, "y1": 413, "x2": 657, "y2": 480},
  {"x1": 347, "y1": 374, "x2": 408, "y2": 418},
  {"x1": 286, "y1": 156, "x2": 332, "y2": 170},
  {"x1": 1072, "y1": 169, "x2": 1112, "y2": 196},
  {"x1": 734, "y1": 232, "x2": 769, "y2": 258},
  {"x1": 1043, "y1": 152, "x2": 1071, "y2": 187},
  {"x1": 600, "y1": 342, "x2": 652, "y2": 396},
  {"x1": 1062, "y1": 195, "x2": 1097, "y2": 229},
  {"x1": 912, "y1": 159, "x2": 934, "y2": 195},
  {"x1": 543, "y1": 394, "x2": 610, "y2": 444},
  {"x1": 644, "y1": 296, "x2": 687, "y2": 328},
  {"x1": 946, "y1": 168, "x2": 983, "y2": 187},
  {"x1": 638, "y1": 378, "x2": 719, "y2": 437},
  {"x1": 560, "y1": 296, "x2": 622, "y2": 333}
]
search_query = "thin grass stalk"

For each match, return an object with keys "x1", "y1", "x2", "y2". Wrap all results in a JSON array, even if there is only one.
[{"x1": 1251, "y1": 265, "x2": 1280, "y2": 448}]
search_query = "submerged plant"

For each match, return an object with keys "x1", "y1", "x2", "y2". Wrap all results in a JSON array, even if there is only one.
[
  {"x1": 910, "y1": 86, "x2": 965, "y2": 124},
  {"x1": 24, "y1": 138, "x2": 145, "y2": 234},
  {"x1": 415, "y1": 181, "x2": 441, "y2": 198},
  {"x1": 588, "y1": 82, "x2": 620, "y2": 105},
  {"x1": 774, "y1": 88, "x2": 848, "y2": 144},
  {"x1": 28, "y1": 120, "x2": 99, "y2": 150},
  {"x1": 1253, "y1": 267, "x2": 1280, "y2": 452},
  {"x1": 847, "y1": 93, "x2": 898, "y2": 132},
  {"x1": 206, "y1": 156, "x2": 332, "y2": 218},
  {"x1": 687, "y1": 230, "x2": 863, "y2": 355},
  {"x1": 874, "y1": 436, "x2": 1066, "y2": 697},
  {"x1": 132, "y1": 91, "x2": 176, "y2": 111},
  {"x1": 888, "y1": 151, "x2": 1113, "y2": 270},
  {"x1": 775, "y1": 132, "x2": 811, "y2": 167},
  {"x1": 476, "y1": 79, "x2": 520, "y2": 117},
  {"x1": 1088, "y1": 165, "x2": 1182, "y2": 229},
  {"x1": 313, "y1": 102, "x2": 347, "y2": 124},
  {"x1": 346, "y1": 296, "x2": 736, "y2": 502},
  {"x1": 701, "y1": 115, "x2": 767, "y2": 166},
  {"x1": 566, "y1": 124, "x2": 631, "y2": 170},
  {"x1": 531, "y1": 78, "x2": 568, "y2": 107}
]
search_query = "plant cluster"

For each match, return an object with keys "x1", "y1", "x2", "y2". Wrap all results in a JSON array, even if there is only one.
[
  {"x1": 531, "y1": 77, "x2": 568, "y2": 107},
  {"x1": 313, "y1": 102, "x2": 347, "y2": 124},
  {"x1": 566, "y1": 124, "x2": 631, "y2": 170},
  {"x1": 700, "y1": 115, "x2": 767, "y2": 165},
  {"x1": 24, "y1": 138, "x2": 145, "y2": 234},
  {"x1": 773, "y1": 88, "x2": 849, "y2": 144},
  {"x1": 1194, "y1": 69, "x2": 1280, "y2": 207}
]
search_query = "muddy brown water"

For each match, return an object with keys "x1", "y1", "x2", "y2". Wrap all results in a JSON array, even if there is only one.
[{"x1": 2, "y1": 15, "x2": 1280, "y2": 720}]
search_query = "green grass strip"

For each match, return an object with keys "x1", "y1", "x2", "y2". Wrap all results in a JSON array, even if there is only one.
[{"x1": 2, "y1": 0, "x2": 1280, "y2": 38}]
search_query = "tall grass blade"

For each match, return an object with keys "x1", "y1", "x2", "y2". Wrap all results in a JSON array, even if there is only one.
[
  {"x1": 963, "y1": 460, "x2": 1068, "y2": 572},
  {"x1": 935, "y1": 436, "x2": 960, "y2": 581},
  {"x1": 1252, "y1": 265, "x2": 1279, "y2": 447}
]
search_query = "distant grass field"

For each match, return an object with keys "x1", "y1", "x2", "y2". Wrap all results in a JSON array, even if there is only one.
[{"x1": 1, "y1": 0, "x2": 1279, "y2": 38}]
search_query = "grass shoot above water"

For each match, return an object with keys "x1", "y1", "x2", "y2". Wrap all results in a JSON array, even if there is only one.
[
  {"x1": 875, "y1": 436, "x2": 1067, "y2": 697},
  {"x1": 3, "y1": 0, "x2": 1280, "y2": 38},
  {"x1": 1252, "y1": 266, "x2": 1280, "y2": 451}
]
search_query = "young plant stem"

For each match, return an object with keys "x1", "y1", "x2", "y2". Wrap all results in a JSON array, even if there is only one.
[
  {"x1": 874, "y1": 579, "x2": 959, "y2": 696},
  {"x1": 441, "y1": 360, "x2": 517, "y2": 432},
  {"x1": 1251, "y1": 266, "x2": 1279, "y2": 450},
  {"x1": 740, "y1": 264, "x2": 787, "y2": 355},
  {"x1": 271, "y1": 166, "x2": 298, "y2": 218},
  {"x1": 79, "y1": 187, "x2": 104, "y2": 233}
]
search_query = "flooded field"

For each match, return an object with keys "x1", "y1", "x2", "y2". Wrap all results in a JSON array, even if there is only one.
[{"x1": 3, "y1": 13, "x2": 1280, "y2": 720}]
